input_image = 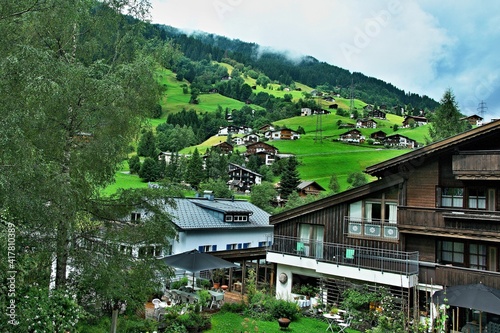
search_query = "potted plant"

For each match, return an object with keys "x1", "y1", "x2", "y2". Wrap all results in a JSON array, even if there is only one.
[
  {"x1": 211, "y1": 268, "x2": 225, "y2": 289},
  {"x1": 300, "y1": 284, "x2": 318, "y2": 300}
]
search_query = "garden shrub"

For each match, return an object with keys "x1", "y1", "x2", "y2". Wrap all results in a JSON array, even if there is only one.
[{"x1": 270, "y1": 299, "x2": 300, "y2": 321}]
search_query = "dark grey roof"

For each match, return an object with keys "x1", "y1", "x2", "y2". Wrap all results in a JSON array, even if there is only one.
[{"x1": 165, "y1": 197, "x2": 272, "y2": 230}]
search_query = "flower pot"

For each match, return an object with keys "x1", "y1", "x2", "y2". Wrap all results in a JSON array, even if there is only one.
[
  {"x1": 278, "y1": 317, "x2": 291, "y2": 330},
  {"x1": 213, "y1": 282, "x2": 220, "y2": 289}
]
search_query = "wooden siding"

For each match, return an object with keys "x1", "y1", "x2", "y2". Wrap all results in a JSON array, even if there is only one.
[
  {"x1": 406, "y1": 160, "x2": 439, "y2": 207},
  {"x1": 452, "y1": 151, "x2": 500, "y2": 179},
  {"x1": 406, "y1": 235, "x2": 435, "y2": 262},
  {"x1": 420, "y1": 265, "x2": 500, "y2": 290}
]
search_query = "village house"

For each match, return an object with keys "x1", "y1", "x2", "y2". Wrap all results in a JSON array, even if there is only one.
[
  {"x1": 296, "y1": 181, "x2": 326, "y2": 197},
  {"x1": 217, "y1": 125, "x2": 253, "y2": 136},
  {"x1": 227, "y1": 163, "x2": 262, "y2": 193},
  {"x1": 339, "y1": 129, "x2": 364, "y2": 143},
  {"x1": 402, "y1": 115, "x2": 429, "y2": 127},
  {"x1": 368, "y1": 109, "x2": 387, "y2": 119},
  {"x1": 264, "y1": 128, "x2": 300, "y2": 140},
  {"x1": 356, "y1": 118, "x2": 377, "y2": 129},
  {"x1": 384, "y1": 134, "x2": 417, "y2": 149},
  {"x1": 245, "y1": 142, "x2": 279, "y2": 166},
  {"x1": 301, "y1": 108, "x2": 312, "y2": 116},
  {"x1": 231, "y1": 133, "x2": 260, "y2": 146},
  {"x1": 369, "y1": 130, "x2": 387, "y2": 142},
  {"x1": 266, "y1": 120, "x2": 500, "y2": 327},
  {"x1": 460, "y1": 114, "x2": 483, "y2": 126}
]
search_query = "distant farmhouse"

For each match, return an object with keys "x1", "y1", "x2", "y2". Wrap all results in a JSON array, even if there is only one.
[
  {"x1": 356, "y1": 118, "x2": 377, "y2": 129},
  {"x1": 402, "y1": 115, "x2": 428, "y2": 128},
  {"x1": 460, "y1": 114, "x2": 483, "y2": 126},
  {"x1": 227, "y1": 163, "x2": 262, "y2": 193},
  {"x1": 339, "y1": 129, "x2": 365, "y2": 144},
  {"x1": 264, "y1": 128, "x2": 300, "y2": 140}
]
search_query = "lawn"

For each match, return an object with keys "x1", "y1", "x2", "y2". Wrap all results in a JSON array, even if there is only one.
[{"x1": 206, "y1": 311, "x2": 360, "y2": 333}]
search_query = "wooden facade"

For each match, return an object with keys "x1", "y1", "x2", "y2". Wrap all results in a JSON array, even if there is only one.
[{"x1": 267, "y1": 120, "x2": 500, "y2": 322}]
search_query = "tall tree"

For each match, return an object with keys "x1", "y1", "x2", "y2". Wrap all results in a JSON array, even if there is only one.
[
  {"x1": 0, "y1": 0, "x2": 176, "y2": 330},
  {"x1": 137, "y1": 130, "x2": 157, "y2": 158},
  {"x1": 185, "y1": 148, "x2": 205, "y2": 189},
  {"x1": 428, "y1": 89, "x2": 469, "y2": 142},
  {"x1": 279, "y1": 156, "x2": 301, "y2": 199}
]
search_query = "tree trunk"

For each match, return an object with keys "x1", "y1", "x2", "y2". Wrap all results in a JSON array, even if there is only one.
[{"x1": 110, "y1": 307, "x2": 119, "y2": 333}]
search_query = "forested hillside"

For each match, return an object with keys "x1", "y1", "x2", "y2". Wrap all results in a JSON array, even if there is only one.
[{"x1": 144, "y1": 24, "x2": 439, "y2": 111}]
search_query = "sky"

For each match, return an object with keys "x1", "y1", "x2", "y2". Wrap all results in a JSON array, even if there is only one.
[{"x1": 149, "y1": 0, "x2": 500, "y2": 121}]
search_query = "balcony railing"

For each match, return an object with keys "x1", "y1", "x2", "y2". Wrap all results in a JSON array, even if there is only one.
[
  {"x1": 270, "y1": 235, "x2": 419, "y2": 276},
  {"x1": 344, "y1": 216, "x2": 399, "y2": 241},
  {"x1": 419, "y1": 263, "x2": 500, "y2": 290}
]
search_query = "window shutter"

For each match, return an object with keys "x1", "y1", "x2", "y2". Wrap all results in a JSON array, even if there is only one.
[
  {"x1": 226, "y1": 244, "x2": 231, "y2": 250},
  {"x1": 212, "y1": 245, "x2": 217, "y2": 251},
  {"x1": 198, "y1": 246, "x2": 204, "y2": 253}
]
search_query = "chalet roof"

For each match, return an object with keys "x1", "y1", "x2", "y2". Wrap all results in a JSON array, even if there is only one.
[
  {"x1": 297, "y1": 181, "x2": 326, "y2": 191},
  {"x1": 228, "y1": 163, "x2": 263, "y2": 177},
  {"x1": 366, "y1": 119, "x2": 500, "y2": 178},
  {"x1": 270, "y1": 175, "x2": 403, "y2": 225},
  {"x1": 165, "y1": 197, "x2": 272, "y2": 231}
]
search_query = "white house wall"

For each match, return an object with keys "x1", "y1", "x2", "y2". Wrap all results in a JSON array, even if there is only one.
[{"x1": 172, "y1": 228, "x2": 273, "y2": 254}]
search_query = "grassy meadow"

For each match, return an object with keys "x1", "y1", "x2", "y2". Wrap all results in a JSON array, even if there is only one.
[{"x1": 104, "y1": 66, "x2": 431, "y2": 195}]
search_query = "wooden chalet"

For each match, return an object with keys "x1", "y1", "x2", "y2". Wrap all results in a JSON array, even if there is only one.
[
  {"x1": 368, "y1": 109, "x2": 387, "y2": 119},
  {"x1": 245, "y1": 142, "x2": 278, "y2": 166},
  {"x1": 384, "y1": 134, "x2": 417, "y2": 149},
  {"x1": 264, "y1": 128, "x2": 300, "y2": 140},
  {"x1": 356, "y1": 118, "x2": 377, "y2": 129},
  {"x1": 339, "y1": 129, "x2": 364, "y2": 143},
  {"x1": 461, "y1": 114, "x2": 483, "y2": 126},
  {"x1": 266, "y1": 120, "x2": 500, "y2": 327},
  {"x1": 297, "y1": 181, "x2": 326, "y2": 197},
  {"x1": 211, "y1": 141, "x2": 233, "y2": 154},
  {"x1": 370, "y1": 130, "x2": 387, "y2": 141},
  {"x1": 402, "y1": 115, "x2": 428, "y2": 127},
  {"x1": 227, "y1": 163, "x2": 262, "y2": 192}
]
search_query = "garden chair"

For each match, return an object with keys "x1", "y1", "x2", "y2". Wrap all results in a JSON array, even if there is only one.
[{"x1": 338, "y1": 316, "x2": 352, "y2": 333}]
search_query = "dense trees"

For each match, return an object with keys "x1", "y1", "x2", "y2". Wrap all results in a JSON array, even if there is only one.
[
  {"x1": 279, "y1": 157, "x2": 301, "y2": 199},
  {"x1": 0, "y1": 1, "x2": 176, "y2": 330},
  {"x1": 428, "y1": 89, "x2": 470, "y2": 142}
]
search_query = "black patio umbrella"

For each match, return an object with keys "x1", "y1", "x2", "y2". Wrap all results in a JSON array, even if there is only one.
[
  {"x1": 432, "y1": 283, "x2": 500, "y2": 315},
  {"x1": 432, "y1": 283, "x2": 500, "y2": 333},
  {"x1": 160, "y1": 249, "x2": 237, "y2": 283}
]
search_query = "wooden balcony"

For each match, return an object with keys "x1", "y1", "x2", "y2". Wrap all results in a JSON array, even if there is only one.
[
  {"x1": 398, "y1": 207, "x2": 500, "y2": 239},
  {"x1": 452, "y1": 150, "x2": 500, "y2": 180},
  {"x1": 419, "y1": 263, "x2": 500, "y2": 289},
  {"x1": 269, "y1": 235, "x2": 418, "y2": 276}
]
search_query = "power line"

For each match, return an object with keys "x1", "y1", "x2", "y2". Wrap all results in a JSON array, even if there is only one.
[{"x1": 477, "y1": 100, "x2": 488, "y2": 119}]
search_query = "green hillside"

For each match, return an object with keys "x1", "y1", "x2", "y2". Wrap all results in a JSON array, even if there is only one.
[{"x1": 107, "y1": 66, "x2": 431, "y2": 194}]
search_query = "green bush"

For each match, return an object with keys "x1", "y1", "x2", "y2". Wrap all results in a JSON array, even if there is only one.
[
  {"x1": 177, "y1": 311, "x2": 211, "y2": 332},
  {"x1": 270, "y1": 299, "x2": 300, "y2": 321},
  {"x1": 220, "y1": 301, "x2": 246, "y2": 314}
]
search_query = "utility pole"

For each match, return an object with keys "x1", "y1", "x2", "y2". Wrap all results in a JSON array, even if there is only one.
[
  {"x1": 477, "y1": 100, "x2": 487, "y2": 119},
  {"x1": 315, "y1": 109, "x2": 323, "y2": 143}
]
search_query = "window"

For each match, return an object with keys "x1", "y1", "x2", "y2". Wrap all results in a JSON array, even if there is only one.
[
  {"x1": 437, "y1": 240, "x2": 464, "y2": 265},
  {"x1": 131, "y1": 212, "x2": 141, "y2": 222},
  {"x1": 120, "y1": 245, "x2": 132, "y2": 256},
  {"x1": 226, "y1": 243, "x2": 238, "y2": 250},
  {"x1": 298, "y1": 224, "x2": 324, "y2": 259},
  {"x1": 470, "y1": 244, "x2": 487, "y2": 270},
  {"x1": 199, "y1": 245, "x2": 217, "y2": 253},
  {"x1": 225, "y1": 215, "x2": 233, "y2": 222},
  {"x1": 138, "y1": 245, "x2": 162, "y2": 258},
  {"x1": 234, "y1": 215, "x2": 248, "y2": 222},
  {"x1": 348, "y1": 199, "x2": 398, "y2": 239},
  {"x1": 441, "y1": 188, "x2": 463, "y2": 208},
  {"x1": 468, "y1": 189, "x2": 486, "y2": 209}
]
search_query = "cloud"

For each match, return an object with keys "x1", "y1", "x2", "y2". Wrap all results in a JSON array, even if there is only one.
[{"x1": 150, "y1": 0, "x2": 500, "y2": 121}]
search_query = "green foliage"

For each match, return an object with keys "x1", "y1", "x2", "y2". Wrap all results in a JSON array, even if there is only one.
[
  {"x1": 279, "y1": 156, "x2": 301, "y2": 199},
  {"x1": 329, "y1": 173, "x2": 340, "y2": 193},
  {"x1": 347, "y1": 171, "x2": 368, "y2": 188},
  {"x1": 137, "y1": 130, "x2": 158, "y2": 158},
  {"x1": 128, "y1": 155, "x2": 141, "y2": 174},
  {"x1": 198, "y1": 179, "x2": 233, "y2": 198},
  {"x1": 138, "y1": 157, "x2": 161, "y2": 182},
  {"x1": 196, "y1": 290, "x2": 212, "y2": 308},
  {"x1": 428, "y1": 88, "x2": 470, "y2": 142},
  {"x1": 14, "y1": 285, "x2": 86, "y2": 332},
  {"x1": 250, "y1": 182, "x2": 276, "y2": 212},
  {"x1": 185, "y1": 148, "x2": 204, "y2": 189}
]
